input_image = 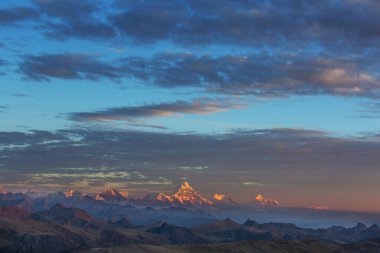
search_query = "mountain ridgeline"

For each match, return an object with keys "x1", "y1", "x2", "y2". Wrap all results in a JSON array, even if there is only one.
[{"x1": 1, "y1": 182, "x2": 380, "y2": 253}]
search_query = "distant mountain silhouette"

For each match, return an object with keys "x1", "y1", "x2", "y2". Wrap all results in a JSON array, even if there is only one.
[
  {"x1": 30, "y1": 203, "x2": 103, "y2": 229},
  {"x1": 147, "y1": 222, "x2": 209, "y2": 244}
]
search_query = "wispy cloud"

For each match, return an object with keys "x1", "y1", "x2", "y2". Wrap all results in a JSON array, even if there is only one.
[
  {"x1": 243, "y1": 182, "x2": 264, "y2": 186},
  {"x1": 19, "y1": 54, "x2": 121, "y2": 81},
  {"x1": 0, "y1": 105, "x2": 8, "y2": 113},
  {"x1": 66, "y1": 99, "x2": 243, "y2": 122}
]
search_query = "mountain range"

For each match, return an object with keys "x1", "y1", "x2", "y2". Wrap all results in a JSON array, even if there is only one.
[
  {"x1": 2, "y1": 183, "x2": 380, "y2": 252},
  {"x1": 0, "y1": 182, "x2": 280, "y2": 210},
  {"x1": 1, "y1": 203, "x2": 380, "y2": 253}
]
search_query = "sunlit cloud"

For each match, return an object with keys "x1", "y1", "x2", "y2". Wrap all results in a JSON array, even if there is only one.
[{"x1": 68, "y1": 99, "x2": 242, "y2": 122}]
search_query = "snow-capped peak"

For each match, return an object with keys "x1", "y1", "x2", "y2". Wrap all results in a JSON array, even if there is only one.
[
  {"x1": 213, "y1": 193, "x2": 226, "y2": 201},
  {"x1": 213, "y1": 193, "x2": 236, "y2": 206},
  {"x1": 255, "y1": 194, "x2": 280, "y2": 207},
  {"x1": 96, "y1": 188, "x2": 128, "y2": 202},
  {"x1": 64, "y1": 189, "x2": 84, "y2": 198},
  {"x1": 180, "y1": 181, "x2": 192, "y2": 190},
  {"x1": 157, "y1": 181, "x2": 213, "y2": 207}
]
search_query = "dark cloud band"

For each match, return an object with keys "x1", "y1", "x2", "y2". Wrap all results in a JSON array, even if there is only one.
[
  {"x1": 109, "y1": 0, "x2": 380, "y2": 50},
  {"x1": 1, "y1": 128, "x2": 380, "y2": 191},
  {"x1": 0, "y1": 7, "x2": 38, "y2": 25},
  {"x1": 18, "y1": 52, "x2": 380, "y2": 98},
  {"x1": 19, "y1": 54, "x2": 121, "y2": 81},
  {"x1": 2, "y1": 1, "x2": 380, "y2": 49},
  {"x1": 119, "y1": 53, "x2": 379, "y2": 97}
]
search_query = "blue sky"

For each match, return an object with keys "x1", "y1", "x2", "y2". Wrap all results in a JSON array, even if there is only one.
[{"x1": 2, "y1": 0, "x2": 380, "y2": 212}]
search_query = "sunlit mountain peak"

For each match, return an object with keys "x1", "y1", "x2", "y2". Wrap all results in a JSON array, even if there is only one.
[
  {"x1": 181, "y1": 181, "x2": 192, "y2": 190},
  {"x1": 213, "y1": 193, "x2": 236, "y2": 207},
  {"x1": 255, "y1": 194, "x2": 265, "y2": 202},
  {"x1": 96, "y1": 188, "x2": 128, "y2": 202},
  {"x1": 157, "y1": 181, "x2": 213, "y2": 207},
  {"x1": 64, "y1": 189, "x2": 83, "y2": 198},
  {"x1": 255, "y1": 194, "x2": 280, "y2": 207},
  {"x1": 213, "y1": 193, "x2": 226, "y2": 201},
  {"x1": 157, "y1": 192, "x2": 174, "y2": 203}
]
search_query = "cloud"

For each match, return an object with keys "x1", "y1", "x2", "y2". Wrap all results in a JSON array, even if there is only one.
[
  {"x1": 1, "y1": 128, "x2": 380, "y2": 192},
  {"x1": 33, "y1": 0, "x2": 97, "y2": 20},
  {"x1": 2, "y1": 0, "x2": 379, "y2": 50},
  {"x1": 243, "y1": 182, "x2": 264, "y2": 186},
  {"x1": 0, "y1": 0, "x2": 379, "y2": 54},
  {"x1": 0, "y1": 105, "x2": 8, "y2": 113},
  {"x1": 355, "y1": 102, "x2": 380, "y2": 118},
  {"x1": 67, "y1": 99, "x2": 242, "y2": 122},
  {"x1": 120, "y1": 53, "x2": 380, "y2": 98},
  {"x1": 8, "y1": 93, "x2": 32, "y2": 98},
  {"x1": 125, "y1": 123, "x2": 168, "y2": 130},
  {"x1": 20, "y1": 52, "x2": 380, "y2": 99},
  {"x1": 0, "y1": 1, "x2": 114, "y2": 40},
  {"x1": 108, "y1": 0, "x2": 380, "y2": 50},
  {"x1": 19, "y1": 54, "x2": 121, "y2": 81},
  {"x1": 109, "y1": 0, "x2": 186, "y2": 43},
  {"x1": 3, "y1": 127, "x2": 380, "y2": 207},
  {"x1": 32, "y1": 0, "x2": 115, "y2": 40},
  {"x1": 28, "y1": 171, "x2": 131, "y2": 181},
  {"x1": 0, "y1": 7, "x2": 38, "y2": 25}
]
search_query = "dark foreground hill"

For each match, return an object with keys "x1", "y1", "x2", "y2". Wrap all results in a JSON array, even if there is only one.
[
  {"x1": 72, "y1": 239, "x2": 380, "y2": 253},
  {"x1": 0, "y1": 216, "x2": 168, "y2": 253},
  {"x1": 2, "y1": 204, "x2": 380, "y2": 253},
  {"x1": 2, "y1": 215, "x2": 380, "y2": 253}
]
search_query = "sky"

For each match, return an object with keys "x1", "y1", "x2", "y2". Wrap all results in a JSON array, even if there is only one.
[{"x1": 1, "y1": 0, "x2": 380, "y2": 212}]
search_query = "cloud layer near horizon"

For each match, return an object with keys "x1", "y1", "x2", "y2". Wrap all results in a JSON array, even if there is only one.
[{"x1": 1, "y1": 128, "x2": 380, "y2": 202}]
